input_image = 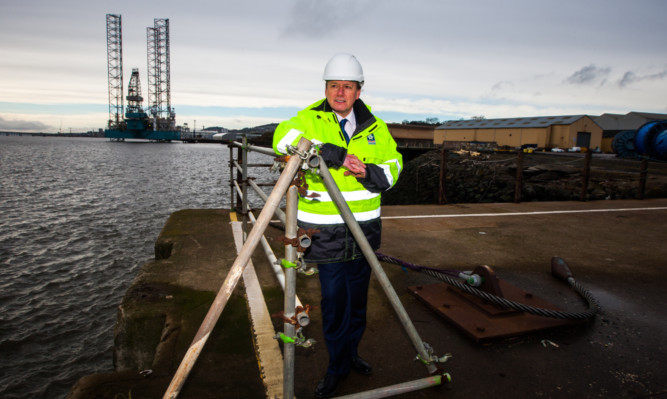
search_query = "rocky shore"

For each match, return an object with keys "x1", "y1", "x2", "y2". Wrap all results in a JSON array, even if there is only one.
[{"x1": 383, "y1": 150, "x2": 667, "y2": 205}]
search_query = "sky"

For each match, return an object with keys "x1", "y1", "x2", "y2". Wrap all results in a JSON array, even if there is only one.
[{"x1": 1, "y1": 0, "x2": 666, "y2": 133}]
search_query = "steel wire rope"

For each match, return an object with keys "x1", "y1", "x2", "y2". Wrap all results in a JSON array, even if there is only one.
[{"x1": 376, "y1": 253, "x2": 600, "y2": 320}]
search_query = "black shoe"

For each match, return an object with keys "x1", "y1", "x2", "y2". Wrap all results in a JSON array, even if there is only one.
[
  {"x1": 351, "y1": 355, "x2": 372, "y2": 375},
  {"x1": 314, "y1": 373, "x2": 345, "y2": 398}
]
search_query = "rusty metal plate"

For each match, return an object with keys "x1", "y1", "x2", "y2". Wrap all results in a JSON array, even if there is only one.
[{"x1": 408, "y1": 280, "x2": 582, "y2": 342}]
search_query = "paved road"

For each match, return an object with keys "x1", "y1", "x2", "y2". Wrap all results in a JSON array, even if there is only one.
[{"x1": 344, "y1": 198, "x2": 667, "y2": 399}]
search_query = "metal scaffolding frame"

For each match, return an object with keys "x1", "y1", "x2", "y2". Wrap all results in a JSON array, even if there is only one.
[
  {"x1": 146, "y1": 25, "x2": 157, "y2": 117},
  {"x1": 106, "y1": 14, "x2": 123, "y2": 129},
  {"x1": 146, "y1": 18, "x2": 174, "y2": 130},
  {"x1": 163, "y1": 138, "x2": 450, "y2": 399},
  {"x1": 125, "y1": 68, "x2": 144, "y2": 114}
]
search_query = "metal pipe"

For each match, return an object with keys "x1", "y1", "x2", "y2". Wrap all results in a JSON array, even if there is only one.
[
  {"x1": 162, "y1": 138, "x2": 311, "y2": 399},
  {"x1": 232, "y1": 181, "x2": 308, "y2": 324},
  {"x1": 231, "y1": 140, "x2": 277, "y2": 157},
  {"x1": 244, "y1": 163, "x2": 275, "y2": 168},
  {"x1": 234, "y1": 160, "x2": 288, "y2": 224},
  {"x1": 251, "y1": 212, "x2": 310, "y2": 327},
  {"x1": 241, "y1": 135, "x2": 249, "y2": 236},
  {"x1": 298, "y1": 233, "x2": 312, "y2": 248},
  {"x1": 283, "y1": 186, "x2": 298, "y2": 399},
  {"x1": 228, "y1": 143, "x2": 234, "y2": 210},
  {"x1": 233, "y1": 160, "x2": 273, "y2": 174},
  {"x1": 248, "y1": 178, "x2": 286, "y2": 225},
  {"x1": 316, "y1": 155, "x2": 439, "y2": 375},
  {"x1": 334, "y1": 374, "x2": 446, "y2": 399},
  {"x1": 234, "y1": 143, "x2": 243, "y2": 213},
  {"x1": 235, "y1": 142, "x2": 243, "y2": 213}
]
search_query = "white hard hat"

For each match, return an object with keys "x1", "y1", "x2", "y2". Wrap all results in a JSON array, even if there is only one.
[{"x1": 322, "y1": 53, "x2": 364, "y2": 85}]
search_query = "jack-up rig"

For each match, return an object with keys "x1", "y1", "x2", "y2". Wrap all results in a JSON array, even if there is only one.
[{"x1": 104, "y1": 14, "x2": 180, "y2": 141}]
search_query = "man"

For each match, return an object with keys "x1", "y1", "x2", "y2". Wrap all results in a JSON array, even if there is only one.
[{"x1": 273, "y1": 53, "x2": 402, "y2": 398}]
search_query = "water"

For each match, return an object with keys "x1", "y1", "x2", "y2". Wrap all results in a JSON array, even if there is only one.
[{"x1": 0, "y1": 135, "x2": 273, "y2": 398}]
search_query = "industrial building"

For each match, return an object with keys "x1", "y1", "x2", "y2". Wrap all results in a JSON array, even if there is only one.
[
  {"x1": 434, "y1": 115, "x2": 603, "y2": 151},
  {"x1": 386, "y1": 123, "x2": 438, "y2": 149}
]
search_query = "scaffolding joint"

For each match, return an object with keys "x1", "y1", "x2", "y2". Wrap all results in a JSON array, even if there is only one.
[
  {"x1": 415, "y1": 342, "x2": 452, "y2": 367},
  {"x1": 272, "y1": 304, "x2": 312, "y2": 328},
  {"x1": 274, "y1": 331, "x2": 317, "y2": 348},
  {"x1": 286, "y1": 143, "x2": 318, "y2": 161},
  {"x1": 277, "y1": 227, "x2": 320, "y2": 252},
  {"x1": 276, "y1": 256, "x2": 318, "y2": 276},
  {"x1": 270, "y1": 155, "x2": 288, "y2": 173}
]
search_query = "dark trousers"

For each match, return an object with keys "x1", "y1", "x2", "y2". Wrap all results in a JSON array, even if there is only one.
[{"x1": 317, "y1": 257, "x2": 372, "y2": 376}]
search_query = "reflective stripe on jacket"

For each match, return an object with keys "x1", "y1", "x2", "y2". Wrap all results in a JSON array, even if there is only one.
[{"x1": 273, "y1": 98, "x2": 402, "y2": 262}]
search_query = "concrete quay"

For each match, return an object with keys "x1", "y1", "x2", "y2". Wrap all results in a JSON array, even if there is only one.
[{"x1": 68, "y1": 199, "x2": 667, "y2": 399}]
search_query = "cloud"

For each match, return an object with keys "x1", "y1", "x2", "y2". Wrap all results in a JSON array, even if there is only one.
[
  {"x1": 487, "y1": 81, "x2": 515, "y2": 98},
  {"x1": 0, "y1": 116, "x2": 52, "y2": 132},
  {"x1": 281, "y1": 0, "x2": 372, "y2": 38},
  {"x1": 618, "y1": 69, "x2": 667, "y2": 88},
  {"x1": 565, "y1": 64, "x2": 611, "y2": 85}
]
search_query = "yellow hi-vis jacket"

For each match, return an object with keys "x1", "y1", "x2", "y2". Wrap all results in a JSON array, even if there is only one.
[{"x1": 273, "y1": 98, "x2": 402, "y2": 263}]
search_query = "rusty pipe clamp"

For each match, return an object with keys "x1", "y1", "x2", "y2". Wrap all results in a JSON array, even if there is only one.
[
  {"x1": 278, "y1": 227, "x2": 319, "y2": 252},
  {"x1": 272, "y1": 303, "x2": 312, "y2": 329}
]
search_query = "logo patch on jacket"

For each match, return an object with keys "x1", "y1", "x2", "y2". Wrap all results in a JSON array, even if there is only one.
[{"x1": 366, "y1": 133, "x2": 376, "y2": 145}]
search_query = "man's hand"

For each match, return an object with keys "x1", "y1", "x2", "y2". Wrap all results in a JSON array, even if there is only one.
[{"x1": 343, "y1": 154, "x2": 366, "y2": 178}]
